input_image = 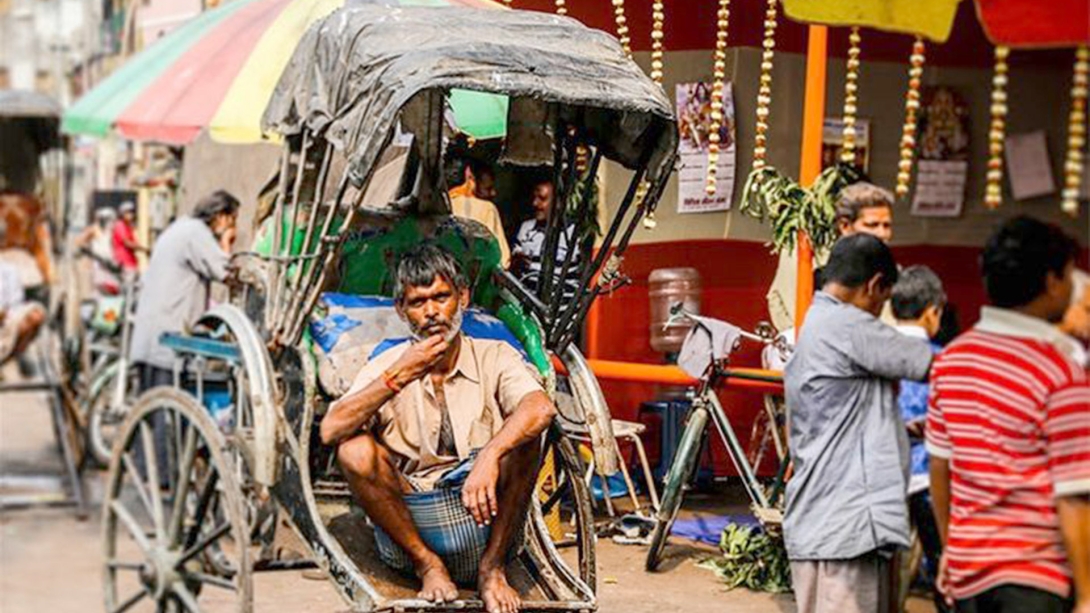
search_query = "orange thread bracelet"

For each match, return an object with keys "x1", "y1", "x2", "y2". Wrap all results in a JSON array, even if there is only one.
[{"x1": 382, "y1": 369, "x2": 403, "y2": 393}]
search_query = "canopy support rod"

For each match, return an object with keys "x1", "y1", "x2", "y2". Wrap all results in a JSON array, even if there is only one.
[
  {"x1": 278, "y1": 141, "x2": 334, "y2": 339},
  {"x1": 270, "y1": 132, "x2": 311, "y2": 334}
]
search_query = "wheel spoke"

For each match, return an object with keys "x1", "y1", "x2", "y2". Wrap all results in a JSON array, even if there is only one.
[
  {"x1": 190, "y1": 571, "x2": 237, "y2": 591},
  {"x1": 169, "y1": 424, "x2": 199, "y2": 544},
  {"x1": 111, "y1": 500, "x2": 153, "y2": 553},
  {"x1": 176, "y1": 521, "x2": 231, "y2": 568},
  {"x1": 121, "y1": 452, "x2": 156, "y2": 521},
  {"x1": 139, "y1": 420, "x2": 167, "y2": 545},
  {"x1": 172, "y1": 584, "x2": 201, "y2": 613},
  {"x1": 184, "y1": 470, "x2": 220, "y2": 549},
  {"x1": 106, "y1": 559, "x2": 144, "y2": 571},
  {"x1": 111, "y1": 589, "x2": 149, "y2": 613}
]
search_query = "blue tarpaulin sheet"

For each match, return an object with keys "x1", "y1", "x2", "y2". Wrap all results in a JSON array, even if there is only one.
[{"x1": 670, "y1": 515, "x2": 760, "y2": 545}]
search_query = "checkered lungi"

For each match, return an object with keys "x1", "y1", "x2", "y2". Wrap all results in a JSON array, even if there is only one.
[{"x1": 373, "y1": 455, "x2": 495, "y2": 585}]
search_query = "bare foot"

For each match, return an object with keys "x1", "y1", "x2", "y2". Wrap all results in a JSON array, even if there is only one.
[
  {"x1": 416, "y1": 559, "x2": 458, "y2": 603},
  {"x1": 479, "y1": 567, "x2": 520, "y2": 613}
]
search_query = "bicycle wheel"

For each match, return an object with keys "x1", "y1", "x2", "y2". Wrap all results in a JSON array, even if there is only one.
[
  {"x1": 86, "y1": 361, "x2": 131, "y2": 468},
  {"x1": 645, "y1": 405, "x2": 709, "y2": 572}
]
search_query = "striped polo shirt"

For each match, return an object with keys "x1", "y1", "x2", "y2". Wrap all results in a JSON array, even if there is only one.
[{"x1": 926, "y1": 306, "x2": 1090, "y2": 600}]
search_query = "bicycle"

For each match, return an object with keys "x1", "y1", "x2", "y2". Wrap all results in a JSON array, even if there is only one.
[
  {"x1": 83, "y1": 274, "x2": 139, "y2": 467},
  {"x1": 645, "y1": 304, "x2": 789, "y2": 572}
]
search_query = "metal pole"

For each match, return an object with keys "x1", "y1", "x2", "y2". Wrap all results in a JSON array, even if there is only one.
[{"x1": 794, "y1": 25, "x2": 828, "y2": 333}]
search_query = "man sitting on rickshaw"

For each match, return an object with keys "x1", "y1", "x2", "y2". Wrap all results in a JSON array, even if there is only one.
[
  {"x1": 0, "y1": 219, "x2": 45, "y2": 367},
  {"x1": 320, "y1": 244, "x2": 556, "y2": 613}
]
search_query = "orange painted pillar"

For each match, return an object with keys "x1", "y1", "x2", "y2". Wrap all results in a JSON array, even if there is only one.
[{"x1": 794, "y1": 25, "x2": 829, "y2": 333}]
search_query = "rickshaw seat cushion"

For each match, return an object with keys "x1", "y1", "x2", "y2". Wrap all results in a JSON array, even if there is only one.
[
  {"x1": 310, "y1": 292, "x2": 529, "y2": 397},
  {"x1": 323, "y1": 214, "x2": 551, "y2": 377}
]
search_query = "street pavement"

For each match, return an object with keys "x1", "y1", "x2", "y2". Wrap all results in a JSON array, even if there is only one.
[{"x1": 0, "y1": 379, "x2": 932, "y2": 613}]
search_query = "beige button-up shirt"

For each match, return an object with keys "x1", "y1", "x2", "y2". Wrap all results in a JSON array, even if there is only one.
[
  {"x1": 449, "y1": 195, "x2": 510, "y2": 266},
  {"x1": 345, "y1": 336, "x2": 543, "y2": 490}
]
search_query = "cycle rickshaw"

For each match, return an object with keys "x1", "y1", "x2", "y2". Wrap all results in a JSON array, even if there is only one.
[{"x1": 100, "y1": 5, "x2": 677, "y2": 612}]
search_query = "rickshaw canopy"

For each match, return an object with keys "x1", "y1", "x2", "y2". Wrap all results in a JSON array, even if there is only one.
[
  {"x1": 263, "y1": 5, "x2": 678, "y2": 194},
  {"x1": 0, "y1": 89, "x2": 62, "y2": 156}
]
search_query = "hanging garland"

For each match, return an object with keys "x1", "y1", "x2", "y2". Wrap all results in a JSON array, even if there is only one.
[
  {"x1": 896, "y1": 37, "x2": 926, "y2": 199},
  {"x1": 740, "y1": 1, "x2": 859, "y2": 257},
  {"x1": 612, "y1": 0, "x2": 632, "y2": 57},
  {"x1": 706, "y1": 0, "x2": 733, "y2": 195},
  {"x1": 555, "y1": 0, "x2": 566, "y2": 15},
  {"x1": 839, "y1": 27, "x2": 862, "y2": 164},
  {"x1": 984, "y1": 46, "x2": 1010, "y2": 209},
  {"x1": 752, "y1": 0, "x2": 779, "y2": 171},
  {"x1": 1062, "y1": 46, "x2": 1089, "y2": 216},
  {"x1": 650, "y1": 0, "x2": 665, "y2": 84}
]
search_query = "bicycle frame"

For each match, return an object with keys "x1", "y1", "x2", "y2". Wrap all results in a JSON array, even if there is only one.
[
  {"x1": 692, "y1": 354, "x2": 789, "y2": 511},
  {"x1": 698, "y1": 385, "x2": 771, "y2": 510}
]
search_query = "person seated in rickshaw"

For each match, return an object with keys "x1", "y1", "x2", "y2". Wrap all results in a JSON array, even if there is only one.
[
  {"x1": 0, "y1": 219, "x2": 45, "y2": 367},
  {"x1": 321, "y1": 244, "x2": 555, "y2": 613},
  {"x1": 0, "y1": 190, "x2": 53, "y2": 302},
  {"x1": 511, "y1": 178, "x2": 580, "y2": 301},
  {"x1": 447, "y1": 154, "x2": 510, "y2": 267}
]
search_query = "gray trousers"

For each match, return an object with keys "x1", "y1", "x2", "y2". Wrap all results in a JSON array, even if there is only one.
[{"x1": 791, "y1": 550, "x2": 894, "y2": 613}]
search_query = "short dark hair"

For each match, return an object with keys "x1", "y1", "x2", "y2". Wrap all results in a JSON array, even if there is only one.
[
  {"x1": 193, "y1": 190, "x2": 240, "y2": 224},
  {"x1": 465, "y1": 157, "x2": 493, "y2": 181},
  {"x1": 891, "y1": 265, "x2": 947, "y2": 320},
  {"x1": 835, "y1": 182, "x2": 894, "y2": 224},
  {"x1": 822, "y1": 234, "x2": 899, "y2": 290},
  {"x1": 982, "y1": 216, "x2": 1078, "y2": 309},
  {"x1": 393, "y1": 244, "x2": 467, "y2": 302}
]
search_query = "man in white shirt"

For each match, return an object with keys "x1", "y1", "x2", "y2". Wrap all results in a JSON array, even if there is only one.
[{"x1": 511, "y1": 179, "x2": 579, "y2": 301}]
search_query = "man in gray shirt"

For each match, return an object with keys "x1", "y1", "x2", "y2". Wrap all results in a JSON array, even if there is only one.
[
  {"x1": 130, "y1": 190, "x2": 239, "y2": 390},
  {"x1": 784, "y1": 234, "x2": 933, "y2": 613}
]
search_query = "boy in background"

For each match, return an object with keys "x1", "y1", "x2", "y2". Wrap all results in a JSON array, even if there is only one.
[{"x1": 891, "y1": 265, "x2": 948, "y2": 612}]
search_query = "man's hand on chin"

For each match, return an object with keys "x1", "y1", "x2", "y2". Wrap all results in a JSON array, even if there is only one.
[{"x1": 462, "y1": 449, "x2": 500, "y2": 527}]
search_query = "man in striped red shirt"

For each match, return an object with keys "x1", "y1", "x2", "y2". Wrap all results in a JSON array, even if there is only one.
[{"x1": 927, "y1": 216, "x2": 1090, "y2": 613}]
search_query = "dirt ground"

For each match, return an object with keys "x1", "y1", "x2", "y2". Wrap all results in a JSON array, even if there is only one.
[{"x1": 0, "y1": 382, "x2": 937, "y2": 613}]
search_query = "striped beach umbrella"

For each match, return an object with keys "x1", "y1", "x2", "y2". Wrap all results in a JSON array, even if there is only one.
[{"x1": 62, "y1": 0, "x2": 506, "y2": 145}]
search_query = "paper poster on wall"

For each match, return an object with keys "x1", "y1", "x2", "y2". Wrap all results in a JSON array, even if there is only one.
[
  {"x1": 912, "y1": 87, "x2": 971, "y2": 217},
  {"x1": 822, "y1": 118, "x2": 871, "y2": 172},
  {"x1": 1005, "y1": 130, "x2": 1055, "y2": 201},
  {"x1": 676, "y1": 82, "x2": 736, "y2": 214},
  {"x1": 913, "y1": 160, "x2": 969, "y2": 217}
]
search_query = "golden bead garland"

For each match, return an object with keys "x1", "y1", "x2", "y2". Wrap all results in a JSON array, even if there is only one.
[
  {"x1": 752, "y1": 0, "x2": 778, "y2": 171},
  {"x1": 555, "y1": 0, "x2": 566, "y2": 15},
  {"x1": 705, "y1": 0, "x2": 732, "y2": 195},
  {"x1": 984, "y1": 46, "x2": 1010, "y2": 209},
  {"x1": 895, "y1": 37, "x2": 926, "y2": 198},
  {"x1": 612, "y1": 0, "x2": 632, "y2": 57},
  {"x1": 1062, "y1": 46, "x2": 1089, "y2": 216},
  {"x1": 650, "y1": 0, "x2": 665, "y2": 84},
  {"x1": 839, "y1": 27, "x2": 862, "y2": 164}
]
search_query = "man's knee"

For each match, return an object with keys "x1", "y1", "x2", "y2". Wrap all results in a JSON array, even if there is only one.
[{"x1": 336, "y1": 434, "x2": 383, "y2": 481}]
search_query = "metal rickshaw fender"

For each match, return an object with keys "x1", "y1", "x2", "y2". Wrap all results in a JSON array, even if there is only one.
[
  {"x1": 560, "y1": 344, "x2": 620, "y2": 475},
  {"x1": 197, "y1": 303, "x2": 279, "y2": 487}
]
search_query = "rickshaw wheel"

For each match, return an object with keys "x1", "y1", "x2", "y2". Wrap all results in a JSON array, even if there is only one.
[
  {"x1": 103, "y1": 387, "x2": 252, "y2": 613},
  {"x1": 533, "y1": 426, "x2": 598, "y2": 595},
  {"x1": 191, "y1": 308, "x2": 280, "y2": 556}
]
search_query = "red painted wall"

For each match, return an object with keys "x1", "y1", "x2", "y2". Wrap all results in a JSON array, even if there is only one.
[{"x1": 590, "y1": 240, "x2": 1088, "y2": 477}]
